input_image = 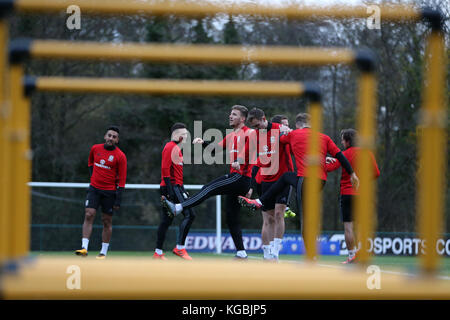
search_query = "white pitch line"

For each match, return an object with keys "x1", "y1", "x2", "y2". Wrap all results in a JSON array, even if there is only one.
[
  {"x1": 377, "y1": 269, "x2": 450, "y2": 281},
  {"x1": 314, "y1": 260, "x2": 450, "y2": 281},
  {"x1": 222, "y1": 253, "x2": 450, "y2": 281},
  {"x1": 305, "y1": 259, "x2": 450, "y2": 281}
]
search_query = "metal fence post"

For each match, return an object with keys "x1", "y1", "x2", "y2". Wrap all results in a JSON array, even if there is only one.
[{"x1": 215, "y1": 195, "x2": 221, "y2": 254}]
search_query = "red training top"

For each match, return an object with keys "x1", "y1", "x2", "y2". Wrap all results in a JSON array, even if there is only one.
[
  {"x1": 218, "y1": 126, "x2": 256, "y2": 178},
  {"x1": 88, "y1": 144, "x2": 127, "y2": 191},
  {"x1": 280, "y1": 128, "x2": 341, "y2": 181},
  {"x1": 256, "y1": 122, "x2": 294, "y2": 182},
  {"x1": 160, "y1": 141, "x2": 184, "y2": 186},
  {"x1": 326, "y1": 146, "x2": 380, "y2": 195}
]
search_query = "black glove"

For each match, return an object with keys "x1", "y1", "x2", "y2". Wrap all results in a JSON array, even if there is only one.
[{"x1": 114, "y1": 187, "x2": 124, "y2": 208}]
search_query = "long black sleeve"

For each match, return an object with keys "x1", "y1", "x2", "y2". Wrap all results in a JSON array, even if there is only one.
[
  {"x1": 88, "y1": 166, "x2": 93, "y2": 177},
  {"x1": 250, "y1": 165, "x2": 260, "y2": 189},
  {"x1": 163, "y1": 177, "x2": 176, "y2": 200},
  {"x1": 335, "y1": 151, "x2": 354, "y2": 175}
]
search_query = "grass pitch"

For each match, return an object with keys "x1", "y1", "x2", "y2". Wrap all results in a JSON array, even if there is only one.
[
  {"x1": 3, "y1": 251, "x2": 448, "y2": 299},
  {"x1": 31, "y1": 251, "x2": 450, "y2": 278}
]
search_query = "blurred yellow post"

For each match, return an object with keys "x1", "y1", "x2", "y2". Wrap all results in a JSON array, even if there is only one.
[
  {"x1": 303, "y1": 100, "x2": 323, "y2": 261},
  {"x1": 15, "y1": 0, "x2": 421, "y2": 22},
  {"x1": 30, "y1": 40, "x2": 355, "y2": 66},
  {"x1": 9, "y1": 63, "x2": 31, "y2": 259},
  {"x1": 417, "y1": 30, "x2": 447, "y2": 274},
  {"x1": 34, "y1": 77, "x2": 306, "y2": 97},
  {"x1": 0, "y1": 19, "x2": 11, "y2": 265},
  {"x1": 354, "y1": 72, "x2": 377, "y2": 266}
]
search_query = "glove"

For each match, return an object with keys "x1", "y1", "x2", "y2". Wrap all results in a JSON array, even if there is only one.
[{"x1": 114, "y1": 187, "x2": 124, "y2": 209}]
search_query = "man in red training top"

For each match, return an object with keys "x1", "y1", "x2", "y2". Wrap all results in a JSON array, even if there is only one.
[
  {"x1": 271, "y1": 115, "x2": 297, "y2": 220},
  {"x1": 154, "y1": 123, "x2": 196, "y2": 260},
  {"x1": 246, "y1": 108, "x2": 293, "y2": 261},
  {"x1": 162, "y1": 105, "x2": 256, "y2": 260},
  {"x1": 238, "y1": 113, "x2": 359, "y2": 257},
  {"x1": 239, "y1": 113, "x2": 359, "y2": 213},
  {"x1": 75, "y1": 126, "x2": 127, "y2": 259},
  {"x1": 326, "y1": 129, "x2": 380, "y2": 264}
]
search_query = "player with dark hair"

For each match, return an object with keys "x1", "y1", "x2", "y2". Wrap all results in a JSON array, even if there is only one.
[
  {"x1": 238, "y1": 113, "x2": 359, "y2": 256},
  {"x1": 270, "y1": 114, "x2": 289, "y2": 127},
  {"x1": 154, "y1": 123, "x2": 196, "y2": 260},
  {"x1": 161, "y1": 105, "x2": 256, "y2": 259},
  {"x1": 326, "y1": 128, "x2": 380, "y2": 264},
  {"x1": 75, "y1": 126, "x2": 127, "y2": 259},
  {"x1": 247, "y1": 108, "x2": 293, "y2": 261}
]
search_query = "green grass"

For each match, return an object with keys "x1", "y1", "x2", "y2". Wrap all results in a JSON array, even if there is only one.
[{"x1": 31, "y1": 251, "x2": 450, "y2": 278}]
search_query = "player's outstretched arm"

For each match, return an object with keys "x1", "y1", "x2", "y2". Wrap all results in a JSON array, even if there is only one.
[{"x1": 196, "y1": 137, "x2": 225, "y2": 157}]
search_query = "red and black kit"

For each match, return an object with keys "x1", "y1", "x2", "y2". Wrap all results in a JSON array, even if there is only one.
[
  {"x1": 86, "y1": 144, "x2": 127, "y2": 215},
  {"x1": 157, "y1": 140, "x2": 195, "y2": 250}
]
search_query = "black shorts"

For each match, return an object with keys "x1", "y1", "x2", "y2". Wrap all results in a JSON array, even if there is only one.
[
  {"x1": 85, "y1": 185, "x2": 116, "y2": 215},
  {"x1": 340, "y1": 194, "x2": 354, "y2": 223},
  {"x1": 261, "y1": 181, "x2": 289, "y2": 211}
]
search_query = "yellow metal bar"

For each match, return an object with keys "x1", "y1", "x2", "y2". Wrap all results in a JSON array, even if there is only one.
[
  {"x1": 0, "y1": 19, "x2": 11, "y2": 265},
  {"x1": 417, "y1": 30, "x2": 447, "y2": 274},
  {"x1": 19, "y1": 94, "x2": 31, "y2": 258},
  {"x1": 35, "y1": 77, "x2": 305, "y2": 97},
  {"x1": 5, "y1": 258, "x2": 450, "y2": 299},
  {"x1": 15, "y1": 0, "x2": 421, "y2": 22},
  {"x1": 303, "y1": 101, "x2": 323, "y2": 261},
  {"x1": 9, "y1": 63, "x2": 31, "y2": 259},
  {"x1": 354, "y1": 72, "x2": 377, "y2": 266},
  {"x1": 30, "y1": 40, "x2": 356, "y2": 66}
]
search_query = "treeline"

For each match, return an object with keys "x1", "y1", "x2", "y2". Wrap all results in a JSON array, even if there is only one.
[{"x1": 10, "y1": 0, "x2": 449, "y2": 232}]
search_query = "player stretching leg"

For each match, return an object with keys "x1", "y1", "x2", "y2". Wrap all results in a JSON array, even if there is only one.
[
  {"x1": 271, "y1": 115, "x2": 296, "y2": 219},
  {"x1": 75, "y1": 126, "x2": 127, "y2": 259},
  {"x1": 238, "y1": 113, "x2": 359, "y2": 258},
  {"x1": 162, "y1": 105, "x2": 256, "y2": 260},
  {"x1": 246, "y1": 108, "x2": 293, "y2": 261}
]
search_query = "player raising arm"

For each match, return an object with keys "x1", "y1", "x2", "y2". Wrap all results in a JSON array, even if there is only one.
[
  {"x1": 162, "y1": 105, "x2": 256, "y2": 260},
  {"x1": 238, "y1": 113, "x2": 359, "y2": 256}
]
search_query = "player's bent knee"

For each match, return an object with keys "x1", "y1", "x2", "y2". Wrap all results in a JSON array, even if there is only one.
[{"x1": 274, "y1": 206, "x2": 286, "y2": 217}]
